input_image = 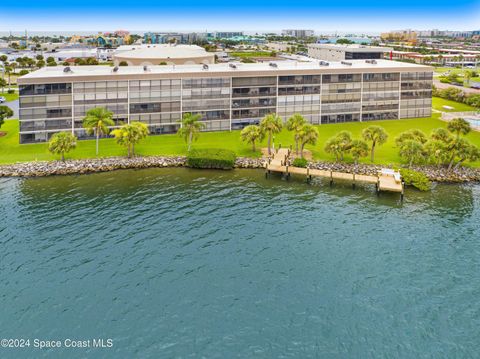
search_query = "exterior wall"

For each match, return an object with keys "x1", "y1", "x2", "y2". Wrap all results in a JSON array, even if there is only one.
[
  {"x1": 308, "y1": 46, "x2": 386, "y2": 61},
  {"x1": 18, "y1": 70, "x2": 433, "y2": 144},
  {"x1": 113, "y1": 54, "x2": 215, "y2": 66}
]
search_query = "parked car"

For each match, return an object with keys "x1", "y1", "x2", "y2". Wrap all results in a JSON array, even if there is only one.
[{"x1": 0, "y1": 96, "x2": 6, "y2": 103}]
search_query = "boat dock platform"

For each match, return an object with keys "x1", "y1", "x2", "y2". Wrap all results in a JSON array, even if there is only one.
[{"x1": 265, "y1": 148, "x2": 404, "y2": 198}]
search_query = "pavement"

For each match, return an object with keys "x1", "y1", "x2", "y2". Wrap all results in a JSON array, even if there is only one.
[
  {"x1": 433, "y1": 79, "x2": 480, "y2": 95},
  {"x1": 3, "y1": 99, "x2": 19, "y2": 118}
]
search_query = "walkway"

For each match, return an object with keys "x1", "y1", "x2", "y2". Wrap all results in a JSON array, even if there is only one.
[{"x1": 265, "y1": 148, "x2": 404, "y2": 197}]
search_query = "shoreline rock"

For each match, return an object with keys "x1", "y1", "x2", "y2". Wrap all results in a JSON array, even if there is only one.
[{"x1": 0, "y1": 156, "x2": 479, "y2": 183}]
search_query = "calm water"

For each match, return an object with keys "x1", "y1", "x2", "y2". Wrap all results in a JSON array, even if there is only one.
[{"x1": 0, "y1": 168, "x2": 479, "y2": 358}]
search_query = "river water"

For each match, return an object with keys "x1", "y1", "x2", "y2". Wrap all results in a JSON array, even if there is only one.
[{"x1": 0, "y1": 168, "x2": 479, "y2": 358}]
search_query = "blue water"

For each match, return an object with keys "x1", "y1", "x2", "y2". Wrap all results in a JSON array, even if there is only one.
[{"x1": 0, "y1": 168, "x2": 479, "y2": 358}]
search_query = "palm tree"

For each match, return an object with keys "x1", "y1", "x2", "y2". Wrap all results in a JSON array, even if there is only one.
[
  {"x1": 177, "y1": 113, "x2": 205, "y2": 151},
  {"x1": 297, "y1": 124, "x2": 318, "y2": 158},
  {"x1": 362, "y1": 126, "x2": 388, "y2": 162},
  {"x1": 82, "y1": 107, "x2": 115, "y2": 156},
  {"x1": 286, "y1": 113, "x2": 306, "y2": 155},
  {"x1": 240, "y1": 125, "x2": 264, "y2": 152},
  {"x1": 447, "y1": 118, "x2": 471, "y2": 140},
  {"x1": 395, "y1": 129, "x2": 427, "y2": 148},
  {"x1": 111, "y1": 121, "x2": 149, "y2": 157},
  {"x1": 48, "y1": 132, "x2": 77, "y2": 162},
  {"x1": 259, "y1": 113, "x2": 283, "y2": 155},
  {"x1": 425, "y1": 139, "x2": 449, "y2": 167},
  {"x1": 324, "y1": 137, "x2": 342, "y2": 162},
  {"x1": 349, "y1": 139, "x2": 369, "y2": 166},
  {"x1": 399, "y1": 140, "x2": 425, "y2": 168},
  {"x1": 336, "y1": 131, "x2": 353, "y2": 161},
  {"x1": 4, "y1": 65, "x2": 12, "y2": 91}
]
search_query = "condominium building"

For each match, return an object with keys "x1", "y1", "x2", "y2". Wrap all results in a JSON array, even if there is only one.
[
  {"x1": 17, "y1": 60, "x2": 432, "y2": 144},
  {"x1": 282, "y1": 30, "x2": 315, "y2": 38}
]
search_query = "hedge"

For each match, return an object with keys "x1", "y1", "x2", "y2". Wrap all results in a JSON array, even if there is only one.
[
  {"x1": 399, "y1": 168, "x2": 432, "y2": 191},
  {"x1": 292, "y1": 157, "x2": 308, "y2": 168},
  {"x1": 186, "y1": 148, "x2": 236, "y2": 169}
]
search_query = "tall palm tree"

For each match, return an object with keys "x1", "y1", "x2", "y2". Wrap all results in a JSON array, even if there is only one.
[
  {"x1": 177, "y1": 113, "x2": 205, "y2": 151},
  {"x1": 362, "y1": 126, "x2": 388, "y2": 163},
  {"x1": 324, "y1": 137, "x2": 343, "y2": 162},
  {"x1": 259, "y1": 113, "x2": 283, "y2": 155},
  {"x1": 297, "y1": 124, "x2": 318, "y2": 158},
  {"x1": 286, "y1": 113, "x2": 306, "y2": 155},
  {"x1": 82, "y1": 107, "x2": 115, "y2": 156},
  {"x1": 240, "y1": 125, "x2": 264, "y2": 152},
  {"x1": 48, "y1": 132, "x2": 77, "y2": 162}
]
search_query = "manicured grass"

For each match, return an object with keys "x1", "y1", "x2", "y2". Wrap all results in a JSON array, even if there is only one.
[
  {"x1": 2, "y1": 115, "x2": 480, "y2": 167},
  {"x1": 229, "y1": 51, "x2": 274, "y2": 58},
  {"x1": 0, "y1": 91, "x2": 19, "y2": 102},
  {"x1": 432, "y1": 97, "x2": 476, "y2": 112}
]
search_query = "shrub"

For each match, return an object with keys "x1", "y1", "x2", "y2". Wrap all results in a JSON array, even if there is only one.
[
  {"x1": 186, "y1": 148, "x2": 236, "y2": 169},
  {"x1": 399, "y1": 168, "x2": 432, "y2": 191},
  {"x1": 292, "y1": 157, "x2": 308, "y2": 168},
  {"x1": 7, "y1": 89, "x2": 15, "y2": 94}
]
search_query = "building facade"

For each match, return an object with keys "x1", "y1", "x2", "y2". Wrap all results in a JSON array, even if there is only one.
[
  {"x1": 282, "y1": 30, "x2": 315, "y2": 38},
  {"x1": 308, "y1": 44, "x2": 391, "y2": 61},
  {"x1": 17, "y1": 60, "x2": 432, "y2": 144}
]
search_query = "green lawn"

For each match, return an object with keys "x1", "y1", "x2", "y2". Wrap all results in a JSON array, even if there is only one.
[
  {"x1": 2, "y1": 115, "x2": 480, "y2": 167},
  {"x1": 229, "y1": 51, "x2": 274, "y2": 58},
  {"x1": 432, "y1": 97, "x2": 476, "y2": 112},
  {"x1": 0, "y1": 91, "x2": 19, "y2": 102}
]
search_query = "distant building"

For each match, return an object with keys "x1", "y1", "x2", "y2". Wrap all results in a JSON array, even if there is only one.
[
  {"x1": 308, "y1": 44, "x2": 391, "y2": 61},
  {"x1": 381, "y1": 30, "x2": 417, "y2": 44},
  {"x1": 144, "y1": 32, "x2": 207, "y2": 44},
  {"x1": 209, "y1": 32, "x2": 244, "y2": 39},
  {"x1": 282, "y1": 29, "x2": 314, "y2": 38},
  {"x1": 113, "y1": 44, "x2": 215, "y2": 66}
]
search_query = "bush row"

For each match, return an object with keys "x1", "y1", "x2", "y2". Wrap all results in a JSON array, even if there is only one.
[{"x1": 186, "y1": 148, "x2": 237, "y2": 169}]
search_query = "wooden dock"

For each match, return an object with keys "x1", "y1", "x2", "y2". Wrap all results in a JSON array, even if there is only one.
[{"x1": 265, "y1": 148, "x2": 404, "y2": 198}]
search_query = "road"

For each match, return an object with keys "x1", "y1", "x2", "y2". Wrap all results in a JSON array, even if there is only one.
[{"x1": 433, "y1": 79, "x2": 480, "y2": 94}]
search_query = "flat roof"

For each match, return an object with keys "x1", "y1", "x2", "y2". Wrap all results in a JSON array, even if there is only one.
[
  {"x1": 114, "y1": 44, "x2": 210, "y2": 59},
  {"x1": 308, "y1": 44, "x2": 392, "y2": 52},
  {"x1": 18, "y1": 60, "x2": 432, "y2": 84}
]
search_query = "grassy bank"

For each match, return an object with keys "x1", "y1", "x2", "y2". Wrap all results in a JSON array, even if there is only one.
[
  {"x1": 2, "y1": 114, "x2": 480, "y2": 166},
  {"x1": 0, "y1": 91, "x2": 19, "y2": 102},
  {"x1": 432, "y1": 97, "x2": 477, "y2": 112}
]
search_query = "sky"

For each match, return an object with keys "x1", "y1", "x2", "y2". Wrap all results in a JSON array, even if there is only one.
[{"x1": 1, "y1": 0, "x2": 479, "y2": 33}]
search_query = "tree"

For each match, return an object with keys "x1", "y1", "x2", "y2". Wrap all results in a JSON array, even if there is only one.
[
  {"x1": 349, "y1": 139, "x2": 369, "y2": 166},
  {"x1": 362, "y1": 126, "x2": 388, "y2": 162},
  {"x1": 447, "y1": 118, "x2": 471, "y2": 139},
  {"x1": 48, "y1": 132, "x2": 77, "y2": 161},
  {"x1": 324, "y1": 137, "x2": 343, "y2": 162},
  {"x1": 0, "y1": 105, "x2": 14, "y2": 129},
  {"x1": 297, "y1": 124, "x2": 318, "y2": 158},
  {"x1": 177, "y1": 113, "x2": 205, "y2": 151},
  {"x1": 286, "y1": 113, "x2": 306, "y2": 155},
  {"x1": 425, "y1": 140, "x2": 449, "y2": 167},
  {"x1": 240, "y1": 125, "x2": 264, "y2": 152},
  {"x1": 395, "y1": 129, "x2": 427, "y2": 148},
  {"x1": 335, "y1": 131, "x2": 353, "y2": 161},
  {"x1": 82, "y1": 107, "x2": 115, "y2": 156},
  {"x1": 259, "y1": 113, "x2": 283, "y2": 155},
  {"x1": 119, "y1": 61, "x2": 128, "y2": 66},
  {"x1": 399, "y1": 140, "x2": 425, "y2": 167},
  {"x1": 111, "y1": 122, "x2": 149, "y2": 158},
  {"x1": 0, "y1": 78, "x2": 6, "y2": 92},
  {"x1": 4, "y1": 66, "x2": 12, "y2": 91}
]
